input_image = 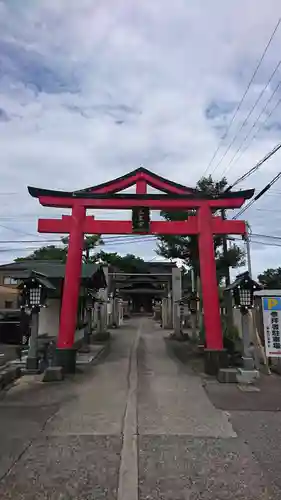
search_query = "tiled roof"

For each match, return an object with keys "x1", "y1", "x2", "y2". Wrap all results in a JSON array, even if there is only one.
[{"x1": 0, "y1": 260, "x2": 99, "y2": 279}]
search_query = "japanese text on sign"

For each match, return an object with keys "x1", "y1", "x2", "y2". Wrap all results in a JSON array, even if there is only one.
[{"x1": 262, "y1": 297, "x2": 281, "y2": 357}]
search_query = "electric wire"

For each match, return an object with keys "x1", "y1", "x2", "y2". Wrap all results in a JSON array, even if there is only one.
[
  {"x1": 211, "y1": 58, "x2": 281, "y2": 176},
  {"x1": 226, "y1": 140, "x2": 281, "y2": 191},
  {"x1": 233, "y1": 170, "x2": 281, "y2": 219},
  {"x1": 1, "y1": 231, "x2": 281, "y2": 247},
  {"x1": 221, "y1": 81, "x2": 281, "y2": 177},
  {"x1": 202, "y1": 17, "x2": 281, "y2": 176}
]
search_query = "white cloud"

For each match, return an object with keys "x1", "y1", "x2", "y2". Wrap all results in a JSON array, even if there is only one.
[{"x1": 1, "y1": 0, "x2": 281, "y2": 274}]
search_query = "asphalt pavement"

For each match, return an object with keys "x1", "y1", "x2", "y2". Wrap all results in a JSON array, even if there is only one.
[{"x1": 0, "y1": 318, "x2": 280, "y2": 499}]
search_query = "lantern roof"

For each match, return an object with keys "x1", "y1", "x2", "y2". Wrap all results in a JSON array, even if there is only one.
[
  {"x1": 224, "y1": 271, "x2": 261, "y2": 292},
  {"x1": 17, "y1": 270, "x2": 56, "y2": 290}
]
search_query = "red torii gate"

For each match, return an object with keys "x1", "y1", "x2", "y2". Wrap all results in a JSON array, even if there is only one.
[{"x1": 28, "y1": 167, "x2": 254, "y2": 372}]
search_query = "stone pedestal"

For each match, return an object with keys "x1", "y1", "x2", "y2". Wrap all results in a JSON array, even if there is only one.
[
  {"x1": 217, "y1": 368, "x2": 237, "y2": 383},
  {"x1": 204, "y1": 349, "x2": 228, "y2": 376},
  {"x1": 55, "y1": 348, "x2": 77, "y2": 374},
  {"x1": 26, "y1": 357, "x2": 39, "y2": 371},
  {"x1": 236, "y1": 368, "x2": 260, "y2": 384}
]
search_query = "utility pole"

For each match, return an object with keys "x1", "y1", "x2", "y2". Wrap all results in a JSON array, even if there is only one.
[
  {"x1": 245, "y1": 221, "x2": 252, "y2": 278},
  {"x1": 221, "y1": 209, "x2": 233, "y2": 329}
]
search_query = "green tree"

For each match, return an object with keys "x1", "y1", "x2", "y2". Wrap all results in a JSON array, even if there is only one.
[
  {"x1": 156, "y1": 175, "x2": 245, "y2": 281},
  {"x1": 15, "y1": 244, "x2": 68, "y2": 262},
  {"x1": 258, "y1": 268, "x2": 281, "y2": 289},
  {"x1": 16, "y1": 235, "x2": 103, "y2": 263},
  {"x1": 93, "y1": 251, "x2": 148, "y2": 273},
  {"x1": 61, "y1": 235, "x2": 103, "y2": 262}
]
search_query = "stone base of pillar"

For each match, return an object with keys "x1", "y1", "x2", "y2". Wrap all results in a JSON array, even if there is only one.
[
  {"x1": 204, "y1": 349, "x2": 228, "y2": 376},
  {"x1": 55, "y1": 348, "x2": 77, "y2": 374},
  {"x1": 26, "y1": 357, "x2": 38, "y2": 371}
]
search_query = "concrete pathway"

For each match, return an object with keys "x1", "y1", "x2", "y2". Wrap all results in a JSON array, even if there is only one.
[{"x1": 0, "y1": 318, "x2": 275, "y2": 499}]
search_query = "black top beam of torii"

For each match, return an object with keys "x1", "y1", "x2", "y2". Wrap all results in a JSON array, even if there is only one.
[{"x1": 27, "y1": 186, "x2": 255, "y2": 201}]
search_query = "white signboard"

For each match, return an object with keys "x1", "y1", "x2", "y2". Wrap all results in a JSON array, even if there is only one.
[{"x1": 262, "y1": 297, "x2": 281, "y2": 358}]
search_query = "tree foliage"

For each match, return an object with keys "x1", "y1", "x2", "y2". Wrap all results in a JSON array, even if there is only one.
[
  {"x1": 15, "y1": 239, "x2": 148, "y2": 274},
  {"x1": 15, "y1": 245, "x2": 68, "y2": 262},
  {"x1": 156, "y1": 175, "x2": 245, "y2": 279},
  {"x1": 16, "y1": 235, "x2": 103, "y2": 263},
  {"x1": 258, "y1": 267, "x2": 281, "y2": 289},
  {"x1": 93, "y1": 251, "x2": 148, "y2": 273},
  {"x1": 62, "y1": 234, "x2": 103, "y2": 262}
]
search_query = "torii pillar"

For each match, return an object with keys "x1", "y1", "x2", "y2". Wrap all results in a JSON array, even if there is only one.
[
  {"x1": 198, "y1": 204, "x2": 228, "y2": 375},
  {"x1": 56, "y1": 205, "x2": 85, "y2": 372}
]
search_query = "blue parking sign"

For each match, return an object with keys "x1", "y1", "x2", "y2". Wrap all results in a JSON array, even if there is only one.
[{"x1": 263, "y1": 297, "x2": 281, "y2": 311}]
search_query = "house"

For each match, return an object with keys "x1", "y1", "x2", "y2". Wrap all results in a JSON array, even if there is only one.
[
  {"x1": 0, "y1": 260, "x2": 107, "y2": 344},
  {"x1": 0, "y1": 285, "x2": 19, "y2": 309}
]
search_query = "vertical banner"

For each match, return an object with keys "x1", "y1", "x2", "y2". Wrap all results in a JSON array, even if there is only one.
[{"x1": 262, "y1": 297, "x2": 281, "y2": 358}]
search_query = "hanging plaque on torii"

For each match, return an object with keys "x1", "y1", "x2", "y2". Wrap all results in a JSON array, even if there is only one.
[
  {"x1": 28, "y1": 166, "x2": 254, "y2": 373},
  {"x1": 132, "y1": 207, "x2": 150, "y2": 233}
]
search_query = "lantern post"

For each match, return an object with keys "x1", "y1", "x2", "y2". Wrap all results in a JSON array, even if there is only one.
[
  {"x1": 19, "y1": 272, "x2": 54, "y2": 372},
  {"x1": 225, "y1": 271, "x2": 261, "y2": 371}
]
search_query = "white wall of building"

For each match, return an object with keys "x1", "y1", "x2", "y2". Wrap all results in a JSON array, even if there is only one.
[
  {"x1": 38, "y1": 297, "x2": 85, "y2": 342},
  {"x1": 38, "y1": 298, "x2": 60, "y2": 337}
]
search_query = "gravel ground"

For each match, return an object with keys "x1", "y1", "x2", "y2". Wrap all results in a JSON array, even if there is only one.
[{"x1": 0, "y1": 319, "x2": 280, "y2": 499}]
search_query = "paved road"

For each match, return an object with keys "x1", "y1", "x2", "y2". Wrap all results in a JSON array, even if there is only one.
[{"x1": 0, "y1": 318, "x2": 278, "y2": 499}]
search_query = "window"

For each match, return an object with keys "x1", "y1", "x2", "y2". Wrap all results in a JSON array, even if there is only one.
[
  {"x1": 3, "y1": 277, "x2": 18, "y2": 285},
  {"x1": 5, "y1": 301, "x2": 13, "y2": 309}
]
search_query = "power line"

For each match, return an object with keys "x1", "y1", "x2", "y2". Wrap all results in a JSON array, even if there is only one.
[
  {"x1": 221, "y1": 81, "x2": 281, "y2": 177},
  {"x1": 211, "y1": 58, "x2": 281, "y2": 176},
  {"x1": 233, "y1": 170, "x2": 281, "y2": 219},
  {"x1": 202, "y1": 17, "x2": 281, "y2": 176},
  {"x1": 1, "y1": 237, "x2": 281, "y2": 256},
  {"x1": 1, "y1": 230, "x2": 281, "y2": 247},
  {"x1": 227, "y1": 140, "x2": 281, "y2": 191},
  {"x1": 251, "y1": 232, "x2": 281, "y2": 240},
  {"x1": 249, "y1": 240, "x2": 281, "y2": 248},
  {"x1": 0, "y1": 235, "x2": 158, "y2": 245},
  {"x1": 0, "y1": 222, "x2": 47, "y2": 240},
  {"x1": 233, "y1": 237, "x2": 281, "y2": 248},
  {"x1": 255, "y1": 207, "x2": 281, "y2": 212}
]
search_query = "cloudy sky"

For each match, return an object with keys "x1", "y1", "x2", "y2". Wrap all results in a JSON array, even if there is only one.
[{"x1": 1, "y1": 0, "x2": 281, "y2": 278}]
